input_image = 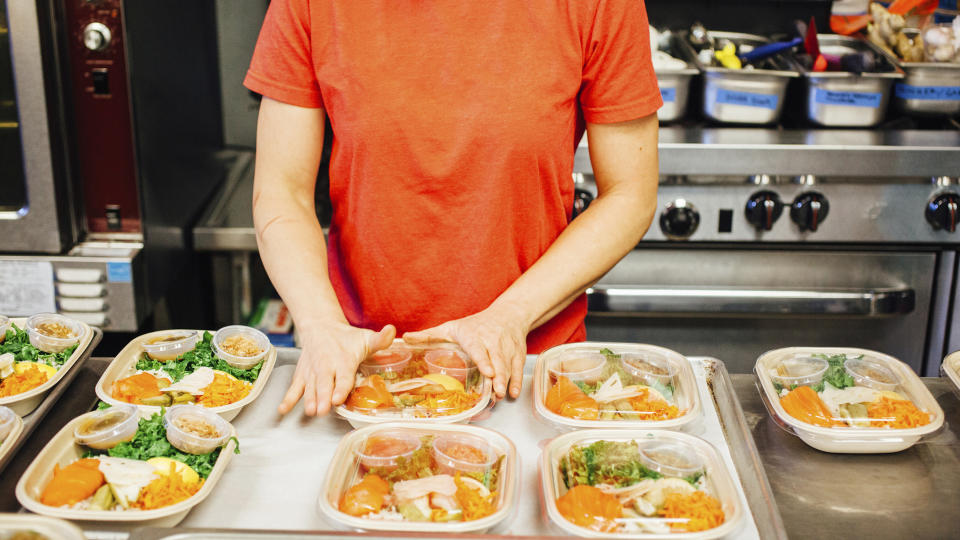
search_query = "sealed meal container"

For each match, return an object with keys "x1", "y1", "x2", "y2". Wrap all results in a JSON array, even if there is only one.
[
  {"x1": 940, "y1": 350, "x2": 960, "y2": 399},
  {"x1": 885, "y1": 30, "x2": 960, "y2": 117},
  {"x1": 534, "y1": 342, "x2": 700, "y2": 432},
  {"x1": 0, "y1": 317, "x2": 95, "y2": 416},
  {"x1": 683, "y1": 31, "x2": 799, "y2": 124},
  {"x1": 755, "y1": 347, "x2": 943, "y2": 453},
  {"x1": 799, "y1": 35, "x2": 903, "y2": 127},
  {"x1": 334, "y1": 340, "x2": 492, "y2": 429},
  {"x1": 95, "y1": 328, "x2": 277, "y2": 421},
  {"x1": 0, "y1": 406, "x2": 24, "y2": 465},
  {"x1": 318, "y1": 422, "x2": 518, "y2": 534},
  {"x1": 540, "y1": 429, "x2": 743, "y2": 539},
  {"x1": 0, "y1": 513, "x2": 86, "y2": 540},
  {"x1": 16, "y1": 410, "x2": 237, "y2": 528}
]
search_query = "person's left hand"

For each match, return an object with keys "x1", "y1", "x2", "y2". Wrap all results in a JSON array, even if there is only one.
[{"x1": 402, "y1": 303, "x2": 530, "y2": 400}]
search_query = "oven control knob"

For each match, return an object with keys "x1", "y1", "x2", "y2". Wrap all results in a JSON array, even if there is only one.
[
  {"x1": 572, "y1": 188, "x2": 593, "y2": 219},
  {"x1": 926, "y1": 192, "x2": 960, "y2": 233},
  {"x1": 745, "y1": 190, "x2": 783, "y2": 231},
  {"x1": 82, "y1": 22, "x2": 112, "y2": 52},
  {"x1": 660, "y1": 200, "x2": 699, "y2": 239},
  {"x1": 790, "y1": 192, "x2": 829, "y2": 232}
]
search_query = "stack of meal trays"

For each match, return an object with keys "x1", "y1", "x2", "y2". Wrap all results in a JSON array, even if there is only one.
[
  {"x1": 13, "y1": 324, "x2": 277, "y2": 529},
  {"x1": 532, "y1": 343, "x2": 749, "y2": 538}
]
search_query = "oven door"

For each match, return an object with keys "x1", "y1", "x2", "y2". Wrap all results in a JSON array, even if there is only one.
[
  {"x1": 586, "y1": 249, "x2": 936, "y2": 374},
  {"x1": 0, "y1": 0, "x2": 72, "y2": 253}
]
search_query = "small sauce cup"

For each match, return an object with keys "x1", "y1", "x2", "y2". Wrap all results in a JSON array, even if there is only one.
[
  {"x1": 424, "y1": 349, "x2": 475, "y2": 385},
  {"x1": 356, "y1": 431, "x2": 422, "y2": 472},
  {"x1": 73, "y1": 404, "x2": 139, "y2": 450},
  {"x1": 0, "y1": 315, "x2": 10, "y2": 344},
  {"x1": 547, "y1": 351, "x2": 606, "y2": 384},
  {"x1": 432, "y1": 433, "x2": 498, "y2": 476},
  {"x1": 639, "y1": 441, "x2": 704, "y2": 478},
  {"x1": 164, "y1": 404, "x2": 232, "y2": 455},
  {"x1": 212, "y1": 325, "x2": 270, "y2": 370},
  {"x1": 770, "y1": 355, "x2": 829, "y2": 389},
  {"x1": 142, "y1": 330, "x2": 201, "y2": 362},
  {"x1": 0, "y1": 406, "x2": 17, "y2": 442},
  {"x1": 359, "y1": 348, "x2": 414, "y2": 378},
  {"x1": 620, "y1": 351, "x2": 678, "y2": 387},
  {"x1": 844, "y1": 357, "x2": 901, "y2": 392},
  {"x1": 26, "y1": 314, "x2": 82, "y2": 354}
]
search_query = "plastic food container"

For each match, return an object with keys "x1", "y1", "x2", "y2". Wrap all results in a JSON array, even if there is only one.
[
  {"x1": 939, "y1": 350, "x2": 960, "y2": 399},
  {"x1": 335, "y1": 340, "x2": 492, "y2": 429},
  {"x1": 318, "y1": 422, "x2": 518, "y2": 534},
  {"x1": 843, "y1": 357, "x2": 900, "y2": 391},
  {"x1": 755, "y1": 347, "x2": 944, "y2": 453},
  {"x1": 72, "y1": 404, "x2": 139, "y2": 450},
  {"x1": 432, "y1": 433, "x2": 498, "y2": 476},
  {"x1": 886, "y1": 30, "x2": 960, "y2": 117},
  {"x1": 639, "y1": 441, "x2": 705, "y2": 478},
  {"x1": 356, "y1": 431, "x2": 422, "y2": 471},
  {"x1": 94, "y1": 329, "x2": 277, "y2": 421},
  {"x1": 212, "y1": 325, "x2": 270, "y2": 369},
  {"x1": 799, "y1": 35, "x2": 903, "y2": 127},
  {"x1": 534, "y1": 342, "x2": 701, "y2": 432},
  {"x1": 16, "y1": 412, "x2": 237, "y2": 528},
  {"x1": 0, "y1": 317, "x2": 94, "y2": 417},
  {"x1": 541, "y1": 429, "x2": 743, "y2": 538},
  {"x1": 142, "y1": 330, "x2": 201, "y2": 361},
  {"x1": 768, "y1": 355, "x2": 829, "y2": 389},
  {"x1": 0, "y1": 513, "x2": 86, "y2": 540},
  {"x1": 164, "y1": 404, "x2": 232, "y2": 455},
  {"x1": 683, "y1": 31, "x2": 799, "y2": 125},
  {"x1": 0, "y1": 408, "x2": 23, "y2": 468},
  {"x1": 548, "y1": 350, "x2": 607, "y2": 383},
  {"x1": 359, "y1": 348, "x2": 414, "y2": 377},
  {"x1": 0, "y1": 315, "x2": 10, "y2": 343},
  {"x1": 26, "y1": 313, "x2": 83, "y2": 353}
]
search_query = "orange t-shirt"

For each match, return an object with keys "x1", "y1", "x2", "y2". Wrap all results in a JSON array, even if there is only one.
[{"x1": 244, "y1": 1, "x2": 662, "y2": 353}]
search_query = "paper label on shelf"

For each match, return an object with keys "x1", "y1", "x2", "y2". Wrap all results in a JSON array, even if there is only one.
[
  {"x1": 660, "y1": 87, "x2": 676, "y2": 102},
  {"x1": 814, "y1": 88, "x2": 882, "y2": 108},
  {"x1": 715, "y1": 88, "x2": 779, "y2": 110},
  {"x1": 0, "y1": 261, "x2": 56, "y2": 315},
  {"x1": 106, "y1": 261, "x2": 132, "y2": 283},
  {"x1": 895, "y1": 84, "x2": 960, "y2": 101}
]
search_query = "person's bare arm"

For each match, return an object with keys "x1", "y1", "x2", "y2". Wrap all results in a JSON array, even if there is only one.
[
  {"x1": 405, "y1": 113, "x2": 658, "y2": 399},
  {"x1": 253, "y1": 97, "x2": 394, "y2": 416}
]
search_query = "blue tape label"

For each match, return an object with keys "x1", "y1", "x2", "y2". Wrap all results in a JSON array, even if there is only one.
[
  {"x1": 660, "y1": 87, "x2": 676, "y2": 103},
  {"x1": 814, "y1": 88, "x2": 883, "y2": 108},
  {"x1": 895, "y1": 84, "x2": 960, "y2": 101},
  {"x1": 107, "y1": 262, "x2": 132, "y2": 283},
  {"x1": 715, "y1": 88, "x2": 778, "y2": 110}
]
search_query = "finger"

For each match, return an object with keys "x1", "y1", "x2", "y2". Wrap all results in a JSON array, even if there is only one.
[
  {"x1": 366, "y1": 324, "x2": 397, "y2": 354},
  {"x1": 491, "y1": 352, "x2": 509, "y2": 399},
  {"x1": 464, "y1": 338, "x2": 500, "y2": 396},
  {"x1": 331, "y1": 363, "x2": 356, "y2": 405},
  {"x1": 302, "y1": 376, "x2": 318, "y2": 416},
  {"x1": 509, "y1": 346, "x2": 526, "y2": 399},
  {"x1": 402, "y1": 324, "x2": 453, "y2": 345},
  {"x1": 314, "y1": 367, "x2": 335, "y2": 416},
  {"x1": 278, "y1": 375, "x2": 305, "y2": 415}
]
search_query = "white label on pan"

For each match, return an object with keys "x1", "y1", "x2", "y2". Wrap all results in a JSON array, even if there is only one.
[{"x1": 0, "y1": 261, "x2": 56, "y2": 316}]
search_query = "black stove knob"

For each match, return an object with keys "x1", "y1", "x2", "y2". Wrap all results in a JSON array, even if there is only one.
[
  {"x1": 572, "y1": 188, "x2": 594, "y2": 219},
  {"x1": 745, "y1": 190, "x2": 783, "y2": 231},
  {"x1": 660, "y1": 200, "x2": 700, "y2": 239},
  {"x1": 790, "y1": 192, "x2": 829, "y2": 232},
  {"x1": 926, "y1": 192, "x2": 960, "y2": 233}
]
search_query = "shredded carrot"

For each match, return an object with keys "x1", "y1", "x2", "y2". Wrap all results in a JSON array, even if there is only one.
[
  {"x1": 134, "y1": 469, "x2": 203, "y2": 510},
  {"x1": 867, "y1": 396, "x2": 931, "y2": 428},
  {"x1": 454, "y1": 473, "x2": 497, "y2": 521},
  {"x1": 0, "y1": 365, "x2": 50, "y2": 397},
  {"x1": 659, "y1": 491, "x2": 725, "y2": 532},
  {"x1": 196, "y1": 371, "x2": 252, "y2": 407},
  {"x1": 627, "y1": 388, "x2": 681, "y2": 420},
  {"x1": 416, "y1": 390, "x2": 481, "y2": 417}
]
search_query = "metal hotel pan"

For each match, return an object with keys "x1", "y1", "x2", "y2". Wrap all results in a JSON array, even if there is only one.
[
  {"x1": 889, "y1": 29, "x2": 960, "y2": 117},
  {"x1": 656, "y1": 35, "x2": 699, "y2": 123},
  {"x1": 684, "y1": 31, "x2": 800, "y2": 125},
  {"x1": 800, "y1": 34, "x2": 904, "y2": 127}
]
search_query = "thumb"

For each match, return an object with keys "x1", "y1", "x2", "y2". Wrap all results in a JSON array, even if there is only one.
[
  {"x1": 402, "y1": 324, "x2": 453, "y2": 345},
  {"x1": 366, "y1": 324, "x2": 396, "y2": 353}
]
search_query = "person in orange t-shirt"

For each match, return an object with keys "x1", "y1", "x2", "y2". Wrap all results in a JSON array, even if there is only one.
[{"x1": 245, "y1": 1, "x2": 663, "y2": 416}]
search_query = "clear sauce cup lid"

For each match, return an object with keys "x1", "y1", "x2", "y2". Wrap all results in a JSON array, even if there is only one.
[
  {"x1": 770, "y1": 355, "x2": 829, "y2": 388},
  {"x1": 547, "y1": 351, "x2": 606, "y2": 383},
  {"x1": 356, "y1": 431, "x2": 422, "y2": 471},
  {"x1": 844, "y1": 357, "x2": 901, "y2": 391},
  {"x1": 638, "y1": 440, "x2": 704, "y2": 478}
]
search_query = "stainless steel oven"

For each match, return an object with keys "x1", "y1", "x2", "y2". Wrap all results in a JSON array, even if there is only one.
[{"x1": 576, "y1": 129, "x2": 960, "y2": 375}]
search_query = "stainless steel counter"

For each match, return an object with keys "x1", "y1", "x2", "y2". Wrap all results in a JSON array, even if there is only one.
[{"x1": 3, "y1": 357, "x2": 960, "y2": 538}]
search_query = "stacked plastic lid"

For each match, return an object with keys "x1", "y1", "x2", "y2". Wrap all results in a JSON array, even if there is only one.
[
  {"x1": 755, "y1": 347, "x2": 944, "y2": 453},
  {"x1": 0, "y1": 513, "x2": 85, "y2": 540},
  {"x1": 318, "y1": 422, "x2": 517, "y2": 533},
  {"x1": 541, "y1": 429, "x2": 743, "y2": 539},
  {"x1": 533, "y1": 343, "x2": 701, "y2": 431},
  {"x1": 335, "y1": 341, "x2": 492, "y2": 428}
]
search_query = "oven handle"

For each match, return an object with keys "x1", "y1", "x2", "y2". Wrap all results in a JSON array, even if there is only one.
[{"x1": 586, "y1": 285, "x2": 915, "y2": 317}]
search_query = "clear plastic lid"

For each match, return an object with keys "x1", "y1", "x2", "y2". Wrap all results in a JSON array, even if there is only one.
[
  {"x1": 534, "y1": 343, "x2": 700, "y2": 431},
  {"x1": 164, "y1": 404, "x2": 232, "y2": 455},
  {"x1": 0, "y1": 406, "x2": 17, "y2": 442},
  {"x1": 26, "y1": 313, "x2": 83, "y2": 353},
  {"x1": 212, "y1": 325, "x2": 270, "y2": 370},
  {"x1": 318, "y1": 422, "x2": 517, "y2": 533},
  {"x1": 142, "y1": 330, "x2": 200, "y2": 362},
  {"x1": 541, "y1": 429, "x2": 742, "y2": 538},
  {"x1": 337, "y1": 341, "x2": 491, "y2": 426},
  {"x1": 755, "y1": 347, "x2": 945, "y2": 453},
  {"x1": 356, "y1": 431, "x2": 422, "y2": 472},
  {"x1": 73, "y1": 404, "x2": 139, "y2": 450},
  {"x1": 0, "y1": 315, "x2": 10, "y2": 341},
  {"x1": 769, "y1": 355, "x2": 829, "y2": 389}
]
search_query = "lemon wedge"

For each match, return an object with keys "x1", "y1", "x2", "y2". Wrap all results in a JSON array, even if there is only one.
[
  {"x1": 423, "y1": 373, "x2": 464, "y2": 392},
  {"x1": 14, "y1": 362, "x2": 57, "y2": 378},
  {"x1": 146, "y1": 457, "x2": 200, "y2": 485}
]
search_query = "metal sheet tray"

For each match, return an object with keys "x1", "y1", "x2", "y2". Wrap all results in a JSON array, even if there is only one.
[
  {"x1": 118, "y1": 350, "x2": 785, "y2": 539},
  {"x1": 0, "y1": 328, "x2": 101, "y2": 475}
]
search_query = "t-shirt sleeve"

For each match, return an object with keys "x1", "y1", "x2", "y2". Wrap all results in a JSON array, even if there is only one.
[
  {"x1": 579, "y1": 0, "x2": 663, "y2": 124},
  {"x1": 243, "y1": 0, "x2": 324, "y2": 108}
]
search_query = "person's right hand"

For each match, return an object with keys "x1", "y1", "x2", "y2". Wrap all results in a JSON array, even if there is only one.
[{"x1": 278, "y1": 321, "x2": 396, "y2": 416}]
